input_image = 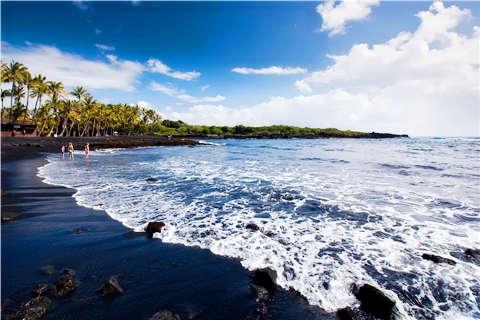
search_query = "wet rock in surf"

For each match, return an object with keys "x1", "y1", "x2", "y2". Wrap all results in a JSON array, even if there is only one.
[
  {"x1": 1, "y1": 215, "x2": 19, "y2": 223},
  {"x1": 40, "y1": 265, "x2": 55, "y2": 276},
  {"x1": 146, "y1": 177, "x2": 158, "y2": 183},
  {"x1": 149, "y1": 310, "x2": 181, "y2": 320},
  {"x1": 53, "y1": 274, "x2": 80, "y2": 297},
  {"x1": 97, "y1": 276, "x2": 124, "y2": 298},
  {"x1": 422, "y1": 253, "x2": 456, "y2": 265},
  {"x1": 464, "y1": 248, "x2": 480, "y2": 262},
  {"x1": 252, "y1": 268, "x2": 277, "y2": 293},
  {"x1": 246, "y1": 223, "x2": 260, "y2": 231},
  {"x1": 336, "y1": 307, "x2": 355, "y2": 320},
  {"x1": 251, "y1": 284, "x2": 270, "y2": 302},
  {"x1": 7, "y1": 296, "x2": 52, "y2": 320},
  {"x1": 145, "y1": 221, "x2": 166, "y2": 237},
  {"x1": 354, "y1": 284, "x2": 395, "y2": 319},
  {"x1": 62, "y1": 268, "x2": 76, "y2": 276},
  {"x1": 32, "y1": 283, "x2": 50, "y2": 297}
]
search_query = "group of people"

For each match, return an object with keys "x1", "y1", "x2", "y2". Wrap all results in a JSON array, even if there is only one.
[{"x1": 61, "y1": 142, "x2": 89, "y2": 159}]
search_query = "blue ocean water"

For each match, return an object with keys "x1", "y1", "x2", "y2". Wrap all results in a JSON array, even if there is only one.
[{"x1": 38, "y1": 138, "x2": 480, "y2": 319}]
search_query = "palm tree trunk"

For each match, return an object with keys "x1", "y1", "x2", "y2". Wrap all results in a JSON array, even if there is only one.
[
  {"x1": 23, "y1": 85, "x2": 30, "y2": 124},
  {"x1": 9, "y1": 82, "x2": 15, "y2": 124}
]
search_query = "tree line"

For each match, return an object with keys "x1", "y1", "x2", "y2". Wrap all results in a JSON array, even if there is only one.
[
  {"x1": 1, "y1": 60, "x2": 370, "y2": 138},
  {"x1": 1, "y1": 60, "x2": 163, "y2": 136}
]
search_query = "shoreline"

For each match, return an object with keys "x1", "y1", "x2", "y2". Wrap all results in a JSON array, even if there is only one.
[
  {"x1": 1, "y1": 136, "x2": 200, "y2": 164},
  {"x1": 1, "y1": 151, "x2": 333, "y2": 319}
]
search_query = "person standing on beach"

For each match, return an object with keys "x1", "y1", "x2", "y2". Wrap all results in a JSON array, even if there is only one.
[
  {"x1": 84, "y1": 143, "x2": 90, "y2": 158},
  {"x1": 68, "y1": 142, "x2": 74, "y2": 159},
  {"x1": 61, "y1": 144, "x2": 66, "y2": 158}
]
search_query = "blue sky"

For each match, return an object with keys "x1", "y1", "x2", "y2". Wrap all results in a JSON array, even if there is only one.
[{"x1": 2, "y1": 1, "x2": 479, "y2": 135}]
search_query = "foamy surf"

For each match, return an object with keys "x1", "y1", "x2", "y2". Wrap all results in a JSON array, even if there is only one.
[{"x1": 37, "y1": 138, "x2": 480, "y2": 319}]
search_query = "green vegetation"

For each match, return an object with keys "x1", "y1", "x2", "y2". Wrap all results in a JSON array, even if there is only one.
[
  {"x1": 154, "y1": 121, "x2": 366, "y2": 137},
  {"x1": 1, "y1": 61, "x2": 163, "y2": 136},
  {"x1": 1, "y1": 60, "x2": 372, "y2": 138}
]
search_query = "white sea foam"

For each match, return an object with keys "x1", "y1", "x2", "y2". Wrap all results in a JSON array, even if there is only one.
[{"x1": 37, "y1": 138, "x2": 480, "y2": 319}]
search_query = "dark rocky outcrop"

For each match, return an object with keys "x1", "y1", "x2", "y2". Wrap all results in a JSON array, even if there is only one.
[
  {"x1": 32, "y1": 283, "x2": 50, "y2": 297},
  {"x1": 422, "y1": 253, "x2": 456, "y2": 265},
  {"x1": 245, "y1": 223, "x2": 260, "y2": 231},
  {"x1": 62, "y1": 268, "x2": 76, "y2": 276},
  {"x1": 251, "y1": 284, "x2": 270, "y2": 302},
  {"x1": 6, "y1": 296, "x2": 52, "y2": 320},
  {"x1": 146, "y1": 177, "x2": 158, "y2": 183},
  {"x1": 53, "y1": 274, "x2": 80, "y2": 297},
  {"x1": 145, "y1": 221, "x2": 166, "y2": 237},
  {"x1": 1, "y1": 215, "x2": 20, "y2": 223},
  {"x1": 336, "y1": 307, "x2": 355, "y2": 320},
  {"x1": 40, "y1": 265, "x2": 55, "y2": 276},
  {"x1": 464, "y1": 248, "x2": 480, "y2": 261},
  {"x1": 97, "y1": 276, "x2": 124, "y2": 298},
  {"x1": 149, "y1": 310, "x2": 181, "y2": 320},
  {"x1": 354, "y1": 284, "x2": 395, "y2": 319},
  {"x1": 252, "y1": 268, "x2": 277, "y2": 293}
]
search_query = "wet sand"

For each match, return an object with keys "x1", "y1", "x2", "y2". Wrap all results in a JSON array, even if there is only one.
[{"x1": 1, "y1": 141, "x2": 333, "y2": 319}]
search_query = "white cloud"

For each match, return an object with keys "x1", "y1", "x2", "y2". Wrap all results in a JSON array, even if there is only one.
[
  {"x1": 201, "y1": 85, "x2": 210, "y2": 92},
  {"x1": 165, "y1": 2, "x2": 480, "y2": 136},
  {"x1": 147, "y1": 59, "x2": 200, "y2": 81},
  {"x1": 2, "y1": 43, "x2": 144, "y2": 91},
  {"x1": 150, "y1": 82, "x2": 225, "y2": 104},
  {"x1": 163, "y1": 90, "x2": 375, "y2": 129},
  {"x1": 135, "y1": 100, "x2": 156, "y2": 110},
  {"x1": 232, "y1": 66, "x2": 307, "y2": 75},
  {"x1": 317, "y1": 0, "x2": 379, "y2": 36},
  {"x1": 95, "y1": 43, "x2": 115, "y2": 51},
  {"x1": 292, "y1": 1, "x2": 479, "y2": 136},
  {"x1": 95, "y1": 28, "x2": 102, "y2": 35}
]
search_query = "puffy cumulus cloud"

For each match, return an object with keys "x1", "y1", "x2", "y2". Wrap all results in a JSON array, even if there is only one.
[
  {"x1": 147, "y1": 59, "x2": 200, "y2": 81},
  {"x1": 292, "y1": 1, "x2": 479, "y2": 136},
  {"x1": 232, "y1": 66, "x2": 307, "y2": 75},
  {"x1": 162, "y1": 90, "x2": 381, "y2": 130},
  {"x1": 2, "y1": 42, "x2": 144, "y2": 91},
  {"x1": 317, "y1": 0, "x2": 379, "y2": 36},
  {"x1": 150, "y1": 82, "x2": 225, "y2": 104}
]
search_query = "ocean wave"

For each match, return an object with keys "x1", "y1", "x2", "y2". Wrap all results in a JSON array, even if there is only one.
[{"x1": 37, "y1": 138, "x2": 480, "y2": 319}]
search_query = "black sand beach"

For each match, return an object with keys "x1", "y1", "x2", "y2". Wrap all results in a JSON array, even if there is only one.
[{"x1": 1, "y1": 139, "x2": 333, "y2": 320}]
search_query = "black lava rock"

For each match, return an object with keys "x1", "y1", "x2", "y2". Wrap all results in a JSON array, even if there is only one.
[
  {"x1": 7, "y1": 296, "x2": 52, "y2": 320},
  {"x1": 354, "y1": 284, "x2": 395, "y2": 319},
  {"x1": 149, "y1": 310, "x2": 181, "y2": 320},
  {"x1": 32, "y1": 284, "x2": 50, "y2": 297},
  {"x1": 251, "y1": 284, "x2": 270, "y2": 302},
  {"x1": 336, "y1": 307, "x2": 355, "y2": 320},
  {"x1": 145, "y1": 221, "x2": 166, "y2": 237},
  {"x1": 252, "y1": 268, "x2": 277, "y2": 293},
  {"x1": 53, "y1": 274, "x2": 80, "y2": 297},
  {"x1": 246, "y1": 223, "x2": 260, "y2": 231},
  {"x1": 465, "y1": 248, "x2": 480, "y2": 260},
  {"x1": 422, "y1": 253, "x2": 456, "y2": 265},
  {"x1": 40, "y1": 265, "x2": 55, "y2": 276},
  {"x1": 146, "y1": 177, "x2": 158, "y2": 183},
  {"x1": 62, "y1": 268, "x2": 76, "y2": 276},
  {"x1": 97, "y1": 276, "x2": 124, "y2": 298}
]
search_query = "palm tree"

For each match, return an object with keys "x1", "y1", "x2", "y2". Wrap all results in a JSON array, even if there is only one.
[
  {"x1": 4, "y1": 61, "x2": 29, "y2": 123},
  {"x1": 71, "y1": 86, "x2": 88, "y2": 101},
  {"x1": 30, "y1": 75, "x2": 47, "y2": 122},
  {"x1": 21, "y1": 71, "x2": 33, "y2": 124},
  {"x1": 46, "y1": 81, "x2": 64, "y2": 101}
]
